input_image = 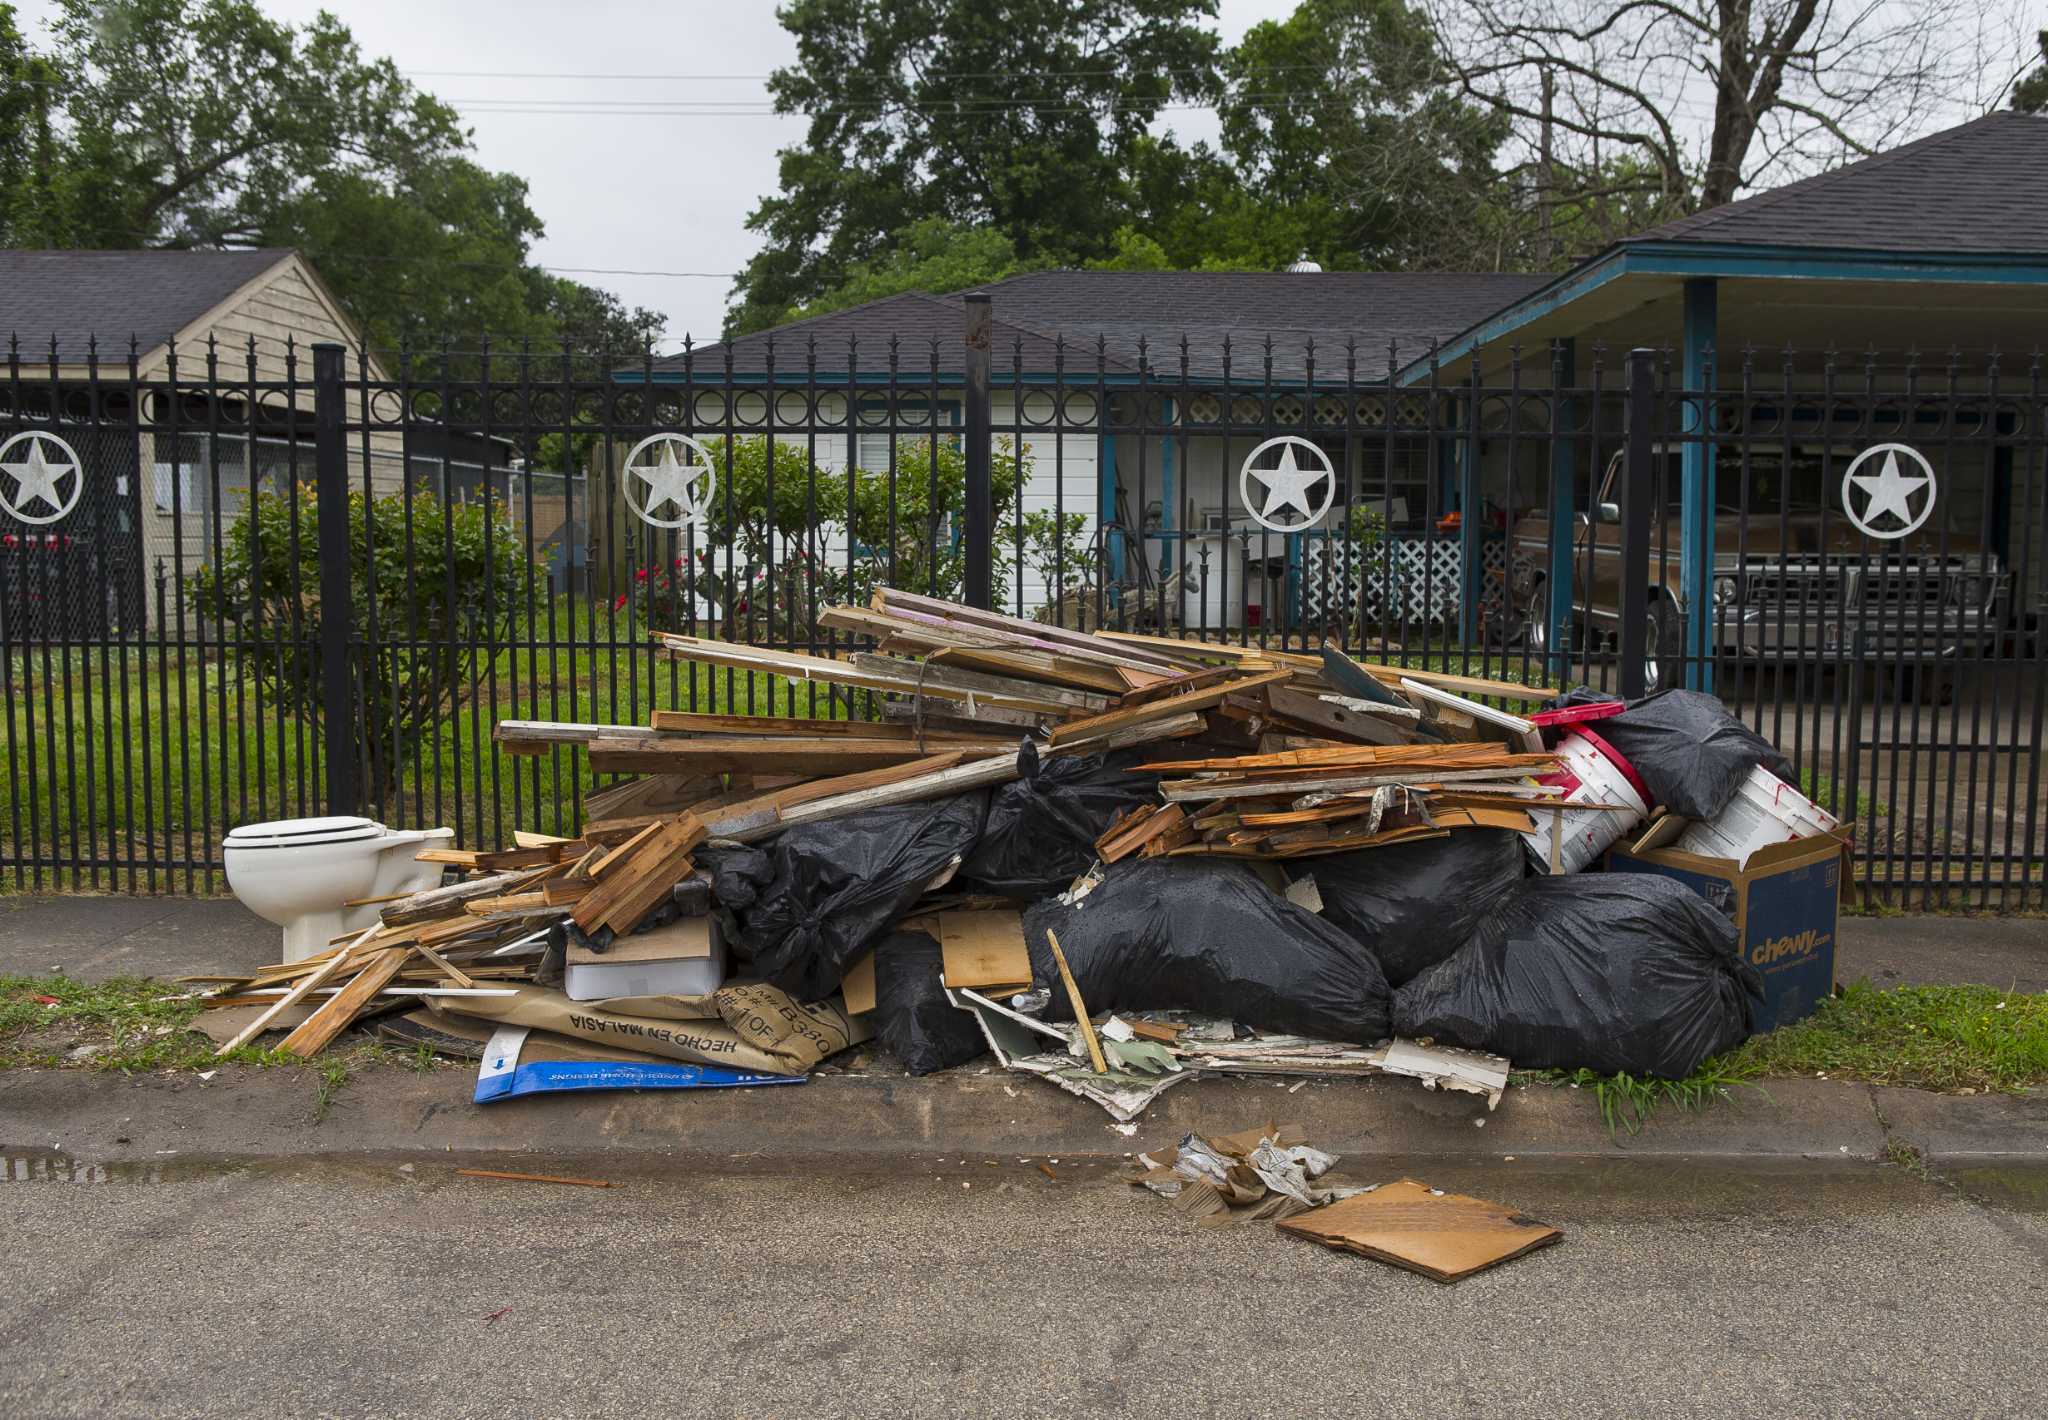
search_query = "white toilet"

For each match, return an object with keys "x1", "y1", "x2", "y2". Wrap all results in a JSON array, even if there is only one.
[{"x1": 223, "y1": 817, "x2": 455, "y2": 962}]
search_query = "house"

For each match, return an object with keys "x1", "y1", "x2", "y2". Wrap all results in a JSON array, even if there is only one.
[
  {"x1": 0, "y1": 248, "x2": 516, "y2": 635},
  {"x1": 629, "y1": 110, "x2": 2047, "y2": 663}
]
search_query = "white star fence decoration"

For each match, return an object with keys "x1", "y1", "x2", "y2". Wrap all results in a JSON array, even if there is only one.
[
  {"x1": 1237, "y1": 435, "x2": 1337, "y2": 533},
  {"x1": 1840, "y1": 443, "x2": 1937, "y2": 540},
  {"x1": 621, "y1": 433, "x2": 718, "y2": 529},
  {"x1": 0, "y1": 431, "x2": 85, "y2": 526}
]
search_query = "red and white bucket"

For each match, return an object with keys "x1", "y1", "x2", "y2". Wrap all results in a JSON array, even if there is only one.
[
  {"x1": 1521, "y1": 727, "x2": 1651, "y2": 874},
  {"x1": 1674, "y1": 763, "x2": 1840, "y2": 866}
]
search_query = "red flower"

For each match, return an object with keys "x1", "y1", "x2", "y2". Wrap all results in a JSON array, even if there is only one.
[
  {"x1": 613, "y1": 593, "x2": 629, "y2": 611},
  {"x1": 635, "y1": 567, "x2": 650, "y2": 582}
]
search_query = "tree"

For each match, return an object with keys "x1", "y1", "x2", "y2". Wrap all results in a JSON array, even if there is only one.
[
  {"x1": 2015, "y1": 32, "x2": 2048, "y2": 113},
  {"x1": 1427, "y1": 0, "x2": 2030, "y2": 229},
  {"x1": 1, "y1": 0, "x2": 662, "y2": 360},
  {"x1": 0, "y1": 4, "x2": 63, "y2": 246},
  {"x1": 188, "y1": 486, "x2": 537, "y2": 805},
  {"x1": 775, "y1": 217, "x2": 1042, "y2": 325},
  {"x1": 728, "y1": 0, "x2": 1224, "y2": 333},
  {"x1": 1216, "y1": 0, "x2": 1513, "y2": 271}
]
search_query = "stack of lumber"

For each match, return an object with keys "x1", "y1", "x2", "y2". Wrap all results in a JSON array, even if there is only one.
[{"x1": 192, "y1": 831, "x2": 624, "y2": 1058}]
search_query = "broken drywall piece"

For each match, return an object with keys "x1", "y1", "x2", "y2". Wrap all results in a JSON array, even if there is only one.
[
  {"x1": 946, "y1": 984, "x2": 1189, "y2": 1122},
  {"x1": 1371, "y1": 1039, "x2": 1511, "y2": 1109},
  {"x1": 1282, "y1": 872, "x2": 1323, "y2": 914},
  {"x1": 1277, "y1": 1177, "x2": 1563, "y2": 1283}
]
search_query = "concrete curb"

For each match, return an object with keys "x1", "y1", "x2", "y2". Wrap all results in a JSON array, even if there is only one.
[{"x1": 6, "y1": 1065, "x2": 2036, "y2": 1168}]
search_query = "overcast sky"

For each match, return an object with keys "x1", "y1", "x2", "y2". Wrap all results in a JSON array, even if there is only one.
[{"x1": 15, "y1": 0, "x2": 1303, "y2": 341}]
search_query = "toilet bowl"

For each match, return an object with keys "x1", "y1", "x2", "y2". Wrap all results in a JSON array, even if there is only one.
[{"x1": 223, "y1": 817, "x2": 455, "y2": 963}]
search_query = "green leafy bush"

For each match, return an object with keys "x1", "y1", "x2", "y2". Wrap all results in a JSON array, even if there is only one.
[{"x1": 188, "y1": 485, "x2": 538, "y2": 801}]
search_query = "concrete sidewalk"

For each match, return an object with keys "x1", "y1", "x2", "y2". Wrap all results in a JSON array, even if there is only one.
[{"x1": 2, "y1": 892, "x2": 2042, "y2": 991}]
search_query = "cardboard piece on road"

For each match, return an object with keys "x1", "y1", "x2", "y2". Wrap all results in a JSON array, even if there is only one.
[
  {"x1": 1279, "y1": 1178, "x2": 1563, "y2": 1282},
  {"x1": 925, "y1": 907, "x2": 1031, "y2": 992},
  {"x1": 840, "y1": 950, "x2": 878, "y2": 1016},
  {"x1": 193, "y1": 999, "x2": 318, "y2": 1046},
  {"x1": 435, "y1": 982, "x2": 869, "y2": 1075}
]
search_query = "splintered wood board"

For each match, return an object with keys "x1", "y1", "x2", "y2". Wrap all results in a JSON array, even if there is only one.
[
  {"x1": 584, "y1": 737, "x2": 1009, "y2": 777},
  {"x1": 1277, "y1": 1178, "x2": 1562, "y2": 1283},
  {"x1": 928, "y1": 908, "x2": 1032, "y2": 992},
  {"x1": 1044, "y1": 669, "x2": 1291, "y2": 746}
]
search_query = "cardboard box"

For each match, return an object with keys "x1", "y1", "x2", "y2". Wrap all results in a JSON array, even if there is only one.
[
  {"x1": 1606, "y1": 819, "x2": 1850, "y2": 1033},
  {"x1": 565, "y1": 917, "x2": 727, "y2": 1002}
]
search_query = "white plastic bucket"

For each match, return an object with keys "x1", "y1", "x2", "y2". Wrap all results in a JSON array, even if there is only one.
[
  {"x1": 1521, "y1": 728, "x2": 1651, "y2": 875},
  {"x1": 1674, "y1": 763, "x2": 1840, "y2": 866}
]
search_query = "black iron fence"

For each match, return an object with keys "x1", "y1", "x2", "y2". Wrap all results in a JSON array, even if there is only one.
[{"x1": 1, "y1": 324, "x2": 2041, "y2": 906}]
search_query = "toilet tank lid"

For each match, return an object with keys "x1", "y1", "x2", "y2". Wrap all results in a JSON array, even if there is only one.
[{"x1": 225, "y1": 816, "x2": 386, "y2": 846}]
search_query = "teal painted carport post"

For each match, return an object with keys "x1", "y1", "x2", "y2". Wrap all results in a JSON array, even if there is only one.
[
  {"x1": 1681, "y1": 278, "x2": 1717, "y2": 692},
  {"x1": 1547, "y1": 339, "x2": 1577, "y2": 678},
  {"x1": 1459, "y1": 373, "x2": 1483, "y2": 645}
]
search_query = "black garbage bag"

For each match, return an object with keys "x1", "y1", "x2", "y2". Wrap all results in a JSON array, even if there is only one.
[
  {"x1": 959, "y1": 740, "x2": 1160, "y2": 898},
  {"x1": 871, "y1": 930, "x2": 987, "y2": 1075},
  {"x1": 1021, "y1": 858, "x2": 1391, "y2": 1042},
  {"x1": 1392, "y1": 874, "x2": 1762, "y2": 1078},
  {"x1": 1311, "y1": 829, "x2": 1526, "y2": 986},
  {"x1": 1593, "y1": 689, "x2": 1792, "y2": 819},
  {"x1": 698, "y1": 790, "x2": 990, "y2": 1002}
]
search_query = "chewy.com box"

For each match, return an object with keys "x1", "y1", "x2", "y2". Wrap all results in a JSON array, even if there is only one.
[{"x1": 1606, "y1": 819, "x2": 1850, "y2": 1033}]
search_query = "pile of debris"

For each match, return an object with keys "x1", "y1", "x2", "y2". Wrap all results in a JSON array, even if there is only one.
[{"x1": 191, "y1": 586, "x2": 1834, "y2": 1116}]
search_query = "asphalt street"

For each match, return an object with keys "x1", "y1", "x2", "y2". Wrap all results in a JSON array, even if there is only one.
[{"x1": 2, "y1": 1151, "x2": 2044, "y2": 1419}]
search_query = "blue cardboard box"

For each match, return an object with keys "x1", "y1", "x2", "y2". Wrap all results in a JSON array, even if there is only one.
[{"x1": 1607, "y1": 822, "x2": 1849, "y2": 1034}]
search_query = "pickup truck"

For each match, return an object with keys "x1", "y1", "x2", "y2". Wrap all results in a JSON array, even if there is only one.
[{"x1": 1509, "y1": 446, "x2": 2008, "y2": 693}]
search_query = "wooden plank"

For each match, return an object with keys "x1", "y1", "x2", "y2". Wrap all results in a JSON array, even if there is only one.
[
  {"x1": 1113, "y1": 664, "x2": 1232, "y2": 710},
  {"x1": 212, "y1": 932, "x2": 364, "y2": 1055},
  {"x1": 1097, "y1": 803, "x2": 1186, "y2": 864},
  {"x1": 411, "y1": 940, "x2": 479, "y2": 989},
  {"x1": 926, "y1": 644, "x2": 1131, "y2": 695},
  {"x1": 1040, "y1": 710, "x2": 1207, "y2": 759},
  {"x1": 583, "y1": 772, "x2": 725, "y2": 822},
  {"x1": 846, "y1": 652, "x2": 1110, "y2": 713},
  {"x1": 1264, "y1": 683, "x2": 1412, "y2": 747},
  {"x1": 495, "y1": 720, "x2": 655, "y2": 755},
  {"x1": 1361, "y1": 664, "x2": 1560, "y2": 702},
  {"x1": 277, "y1": 947, "x2": 413, "y2": 1057},
  {"x1": 694, "y1": 751, "x2": 974, "y2": 842},
  {"x1": 874, "y1": 588, "x2": 1188, "y2": 670},
  {"x1": 654, "y1": 634, "x2": 1084, "y2": 715},
  {"x1": 381, "y1": 870, "x2": 543, "y2": 926},
  {"x1": 1044, "y1": 929, "x2": 1108, "y2": 1075},
  {"x1": 1095, "y1": 630, "x2": 1325, "y2": 671},
  {"x1": 1159, "y1": 764, "x2": 1560, "y2": 802},
  {"x1": 741, "y1": 755, "x2": 1021, "y2": 838},
  {"x1": 588, "y1": 821, "x2": 661, "y2": 877},
  {"x1": 586, "y1": 735, "x2": 1010, "y2": 777},
  {"x1": 1045, "y1": 669, "x2": 1291, "y2": 747},
  {"x1": 929, "y1": 908, "x2": 1032, "y2": 991},
  {"x1": 648, "y1": 709, "x2": 922, "y2": 738}
]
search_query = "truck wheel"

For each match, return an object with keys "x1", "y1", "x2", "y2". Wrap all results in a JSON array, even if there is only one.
[
  {"x1": 1525, "y1": 583, "x2": 1555, "y2": 659},
  {"x1": 1644, "y1": 596, "x2": 1682, "y2": 693}
]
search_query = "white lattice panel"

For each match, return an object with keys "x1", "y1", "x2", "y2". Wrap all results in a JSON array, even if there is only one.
[{"x1": 1303, "y1": 536, "x2": 1505, "y2": 626}]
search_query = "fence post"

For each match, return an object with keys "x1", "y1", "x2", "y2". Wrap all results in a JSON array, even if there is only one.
[
  {"x1": 312, "y1": 342, "x2": 359, "y2": 818},
  {"x1": 963, "y1": 294, "x2": 994, "y2": 610},
  {"x1": 1618, "y1": 347, "x2": 1656, "y2": 700}
]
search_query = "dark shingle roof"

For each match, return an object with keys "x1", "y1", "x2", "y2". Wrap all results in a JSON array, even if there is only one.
[
  {"x1": 0, "y1": 248, "x2": 295, "y2": 364},
  {"x1": 1623, "y1": 111, "x2": 2048, "y2": 255},
  {"x1": 651, "y1": 270, "x2": 1549, "y2": 383}
]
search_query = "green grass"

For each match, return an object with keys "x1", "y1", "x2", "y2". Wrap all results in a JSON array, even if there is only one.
[
  {"x1": 0, "y1": 600, "x2": 863, "y2": 886},
  {"x1": 1530, "y1": 982, "x2": 2048, "y2": 1135},
  {"x1": 1732, "y1": 982, "x2": 2048, "y2": 1093},
  {"x1": 0, "y1": 972, "x2": 284, "y2": 1071},
  {"x1": 1800, "y1": 769, "x2": 1889, "y2": 822}
]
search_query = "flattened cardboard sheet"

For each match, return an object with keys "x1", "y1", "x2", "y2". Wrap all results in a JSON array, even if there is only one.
[{"x1": 1279, "y1": 1178, "x2": 1562, "y2": 1282}]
